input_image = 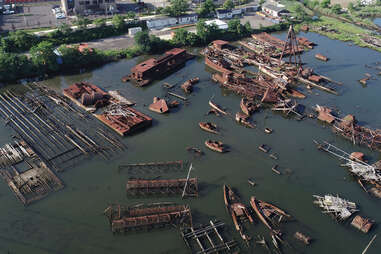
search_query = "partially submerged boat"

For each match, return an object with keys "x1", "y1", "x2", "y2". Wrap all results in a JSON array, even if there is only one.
[
  {"x1": 199, "y1": 122, "x2": 218, "y2": 134},
  {"x1": 264, "y1": 128, "x2": 273, "y2": 134},
  {"x1": 250, "y1": 196, "x2": 291, "y2": 231},
  {"x1": 235, "y1": 112, "x2": 255, "y2": 128},
  {"x1": 224, "y1": 185, "x2": 254, "y2": 245},
  {"x1": 209, "y1": 99, "x2": 228, "y2": 115},
  {"x1": 205, "y1": 140, "x2": 227, "y2": 153},
  {"x1": 240, "y1": 98, "x2": 259, "y2": 116}
]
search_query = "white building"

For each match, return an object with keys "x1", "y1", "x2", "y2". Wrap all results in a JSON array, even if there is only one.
[
  {"x1": 128, "y1": 27, "x2": 142, "y2": 36},
  {"x1": 146, "y1": 14, "x2": 198, "y2": 29},
  {"x1": 262, "y1": 4, "x2": 289, "y2": 17},
  {"x1": 205, "y1": 19, "x2": 228, "y2": 30},
  {"x1": 216, "y1": 9, "x2": 233, "y2": 19}
]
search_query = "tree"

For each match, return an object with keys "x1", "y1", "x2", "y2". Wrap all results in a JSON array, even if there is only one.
[
  {"x1": 1, "y1": 31, "x2": 39, "y2": 53},
  {"x1": 198, "y1": 0, "x2": 216, "y2": 18},
  {"x1": 76, "y1": 17, "x2": 91, "y2": 29},
  {"x1": 0, "y1": 53, "x2": 34, "y2": 82},
  {"x1": 94, "y1": 18, "x2": 106, "y2": 27},
  {"x1": 30, "y1": 41, "x2": 59, "y2": 73},
  {"x1": 134, "y1": 30, "x2": 152, "y2": 52},
  {"x1": 244, "y1": 21, "x2": 252, "y2": 33},
  {"x1": 223, "y1": 0, "x2": 235, "y2": 10},
  {"x1": 259, "y1": 0, "x2": 265, "y2": 5},
  {"x1": 292, "y1": 4, "x2": 307, "y2": 19},
  {"x1": 112, "y1": 15, "x2": 125, "y2": 30},
  {"x1": 331, "y1": 3, "x2": 341, "y2": 14},
  {"x1": 167, "y1": 0, "x2": 189, "y2": 17},
  {"x1": 126, "y1": 11, "x2": 136, "y2": 19},
  {"x1": 186, "y1": 32, "x2": 200, "y2": 46},
  {"x1": 196, "y1": 20, "x2": 219, "y2": 43},
  {"x1": 320, "y1": 0, "x2": 330, "y2": 8},
  {"x1": 228, "y1": 19, "x2": 242, "y2": 34},
  {"x1": 347, "y1": 2, "x2": 355, "y2": 12},
  {"x1": 172, "y1": 28, "x2": 190, "y2": 46},
  {"x1": 58, "y1": 23, "x2": 72, "y2": 34}
]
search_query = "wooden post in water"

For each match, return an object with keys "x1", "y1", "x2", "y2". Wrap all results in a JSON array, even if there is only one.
[{"x1": 182, "y1": 163, "x2": 193, "y2": 199}]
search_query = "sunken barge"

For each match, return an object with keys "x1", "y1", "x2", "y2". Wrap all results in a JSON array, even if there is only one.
[
  {"x1": 95, "y1": 104, "x2": 152, "y2": 136},
  {"x1": 122, "y1": 48, "x2": 194, "y2": 86},
  {"x1": 104, "y1": 203, "x2": 192, "y2": 233}
]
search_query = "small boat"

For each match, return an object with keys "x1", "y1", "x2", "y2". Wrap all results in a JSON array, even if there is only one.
[
  {"x1": 199, "y1": 122, "x2": 218, "y2": 134},
  {"x1": 186, "y1": 147, "x2": 203, "y2": 156},
  {"x1": 240, "y1": 98, "x2": 259, "y2": 116},
  {"x1": 264, "y1": 128, "x2": 273, "y2": 134},
  {"x1": 235, "y1": 112, "x2": 255, "y2": 128},
  {"x1": 209, "y1": 99, "x2": 228, "y2": 115},
  {"x1": 258, "y1": 144, "x2": 269, "y2": 153},
  {"x1": 205, "y1": 140, "x2": 227, "y2": 153},
  {"x1": 315, "y1": 53, "x2": 328, "y2": 61},
  {"x1": 248, "y1": 178, "x2": 256, "y2": 186}
]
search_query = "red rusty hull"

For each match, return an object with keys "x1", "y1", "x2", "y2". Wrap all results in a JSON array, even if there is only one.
[
  {"x1": 96, "y1": 107, "x2": 152, "y2": 136},
  {"x1": 205, "y1": 57, "x2": 232, "y2": 74},
  {"x1": 126, "y1": 48, "x2": 194, "y2": 86}
]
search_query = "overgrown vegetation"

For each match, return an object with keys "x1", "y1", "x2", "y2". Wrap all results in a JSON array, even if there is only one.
[{"x1": 302, "y1": 16, "x2": 381, "y2": 53}]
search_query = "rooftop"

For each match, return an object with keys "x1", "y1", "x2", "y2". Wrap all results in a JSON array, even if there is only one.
[{"x1": 262, "y1": 4, "x2": 286, "y2": 12}]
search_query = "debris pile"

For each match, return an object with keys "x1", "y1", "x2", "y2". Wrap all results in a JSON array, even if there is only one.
[
  {"x1": 351, "y1": 215, "x2": 373, "y2": 233},
  {"x1": 181, "y1": 220, "x2": 237, "y2": 253},
  {"x1": 96, "y1": 103, "x2": 152, "y2": 136},
  {"x1": 313, "y1": 194, "x2": 358, "y2": 221}
]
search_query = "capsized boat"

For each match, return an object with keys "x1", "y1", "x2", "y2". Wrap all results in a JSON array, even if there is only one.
[
  {"x1": 205, "y1": 140, "x2": 227, "y2": 153},
  {"x1": 199, "y1": 122, "x2": 219, "y2": 134}
]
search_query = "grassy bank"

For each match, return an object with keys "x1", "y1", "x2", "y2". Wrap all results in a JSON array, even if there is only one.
[{"x1": 299, "y1": 16, "x2": 381, "y2": 53}]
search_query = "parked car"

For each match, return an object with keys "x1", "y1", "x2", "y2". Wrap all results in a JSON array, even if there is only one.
[
  {"x1": 52, "y1": 7, "x2": 61, "y2": 14},
  {"x1": 56, "y1": 12, "x2": 66, "y2": 19}
]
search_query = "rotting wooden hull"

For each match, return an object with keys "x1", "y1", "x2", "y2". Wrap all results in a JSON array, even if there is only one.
[
  {"x1": 199, "y1": 122, "x2": 218, "y2": 134},
  {"x1": 259, "y1": 201, "x2": 291, "y2": 218},
  {"x1": 209, "y1": 100, "x2": 228, "y2": 115},
  {"x1": 205, "y1": 140, "x2": 225, "y2": 153},
  {"x1": 250, "y1": 196, "x2": 273, "y2": 231}
]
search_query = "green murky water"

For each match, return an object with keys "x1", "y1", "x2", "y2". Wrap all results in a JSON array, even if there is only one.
[{"x1": 0, "y1": 31, "x2": 380, "y2": 254}]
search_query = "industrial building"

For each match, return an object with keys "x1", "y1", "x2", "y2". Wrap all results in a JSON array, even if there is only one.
[{"x1": 61, "y1": 0, "x2": 116, "y2": 15}]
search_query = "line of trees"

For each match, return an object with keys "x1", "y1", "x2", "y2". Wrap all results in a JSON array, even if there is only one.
[{"x1": 0, "y1": 15, "x2": 146, "y2": 53}]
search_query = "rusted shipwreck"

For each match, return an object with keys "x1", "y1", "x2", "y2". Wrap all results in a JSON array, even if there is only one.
[
  {"x1": 95, "y1": 103, "x2": 152, "y2": 136},
  {"x1": 122, "y1": 48, "x2": 194, "y2": 86},
  {"x1": 63, "y1": 82, "x2": 111, "y2": 112},
  {"x1": 104, "y1": 203, "x2": 192, "y2": 233},
  {"x1": 0, "y1": 140, "x2": 64, "y2": 205}
]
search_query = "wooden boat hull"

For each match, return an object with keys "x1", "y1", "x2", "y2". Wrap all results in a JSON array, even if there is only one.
[
  {"x1": 209, "y1": 100, "x2": 228, "y2": 115},
  {"x1": 250, "y1": 196, "x2": 273, "y2": 231},
  {"x1": 205, "y1": 140, "x2": 226, "y2": 153},
  {"x1": 199, "y1": 122, "x2": 218, "y2": 134}
]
